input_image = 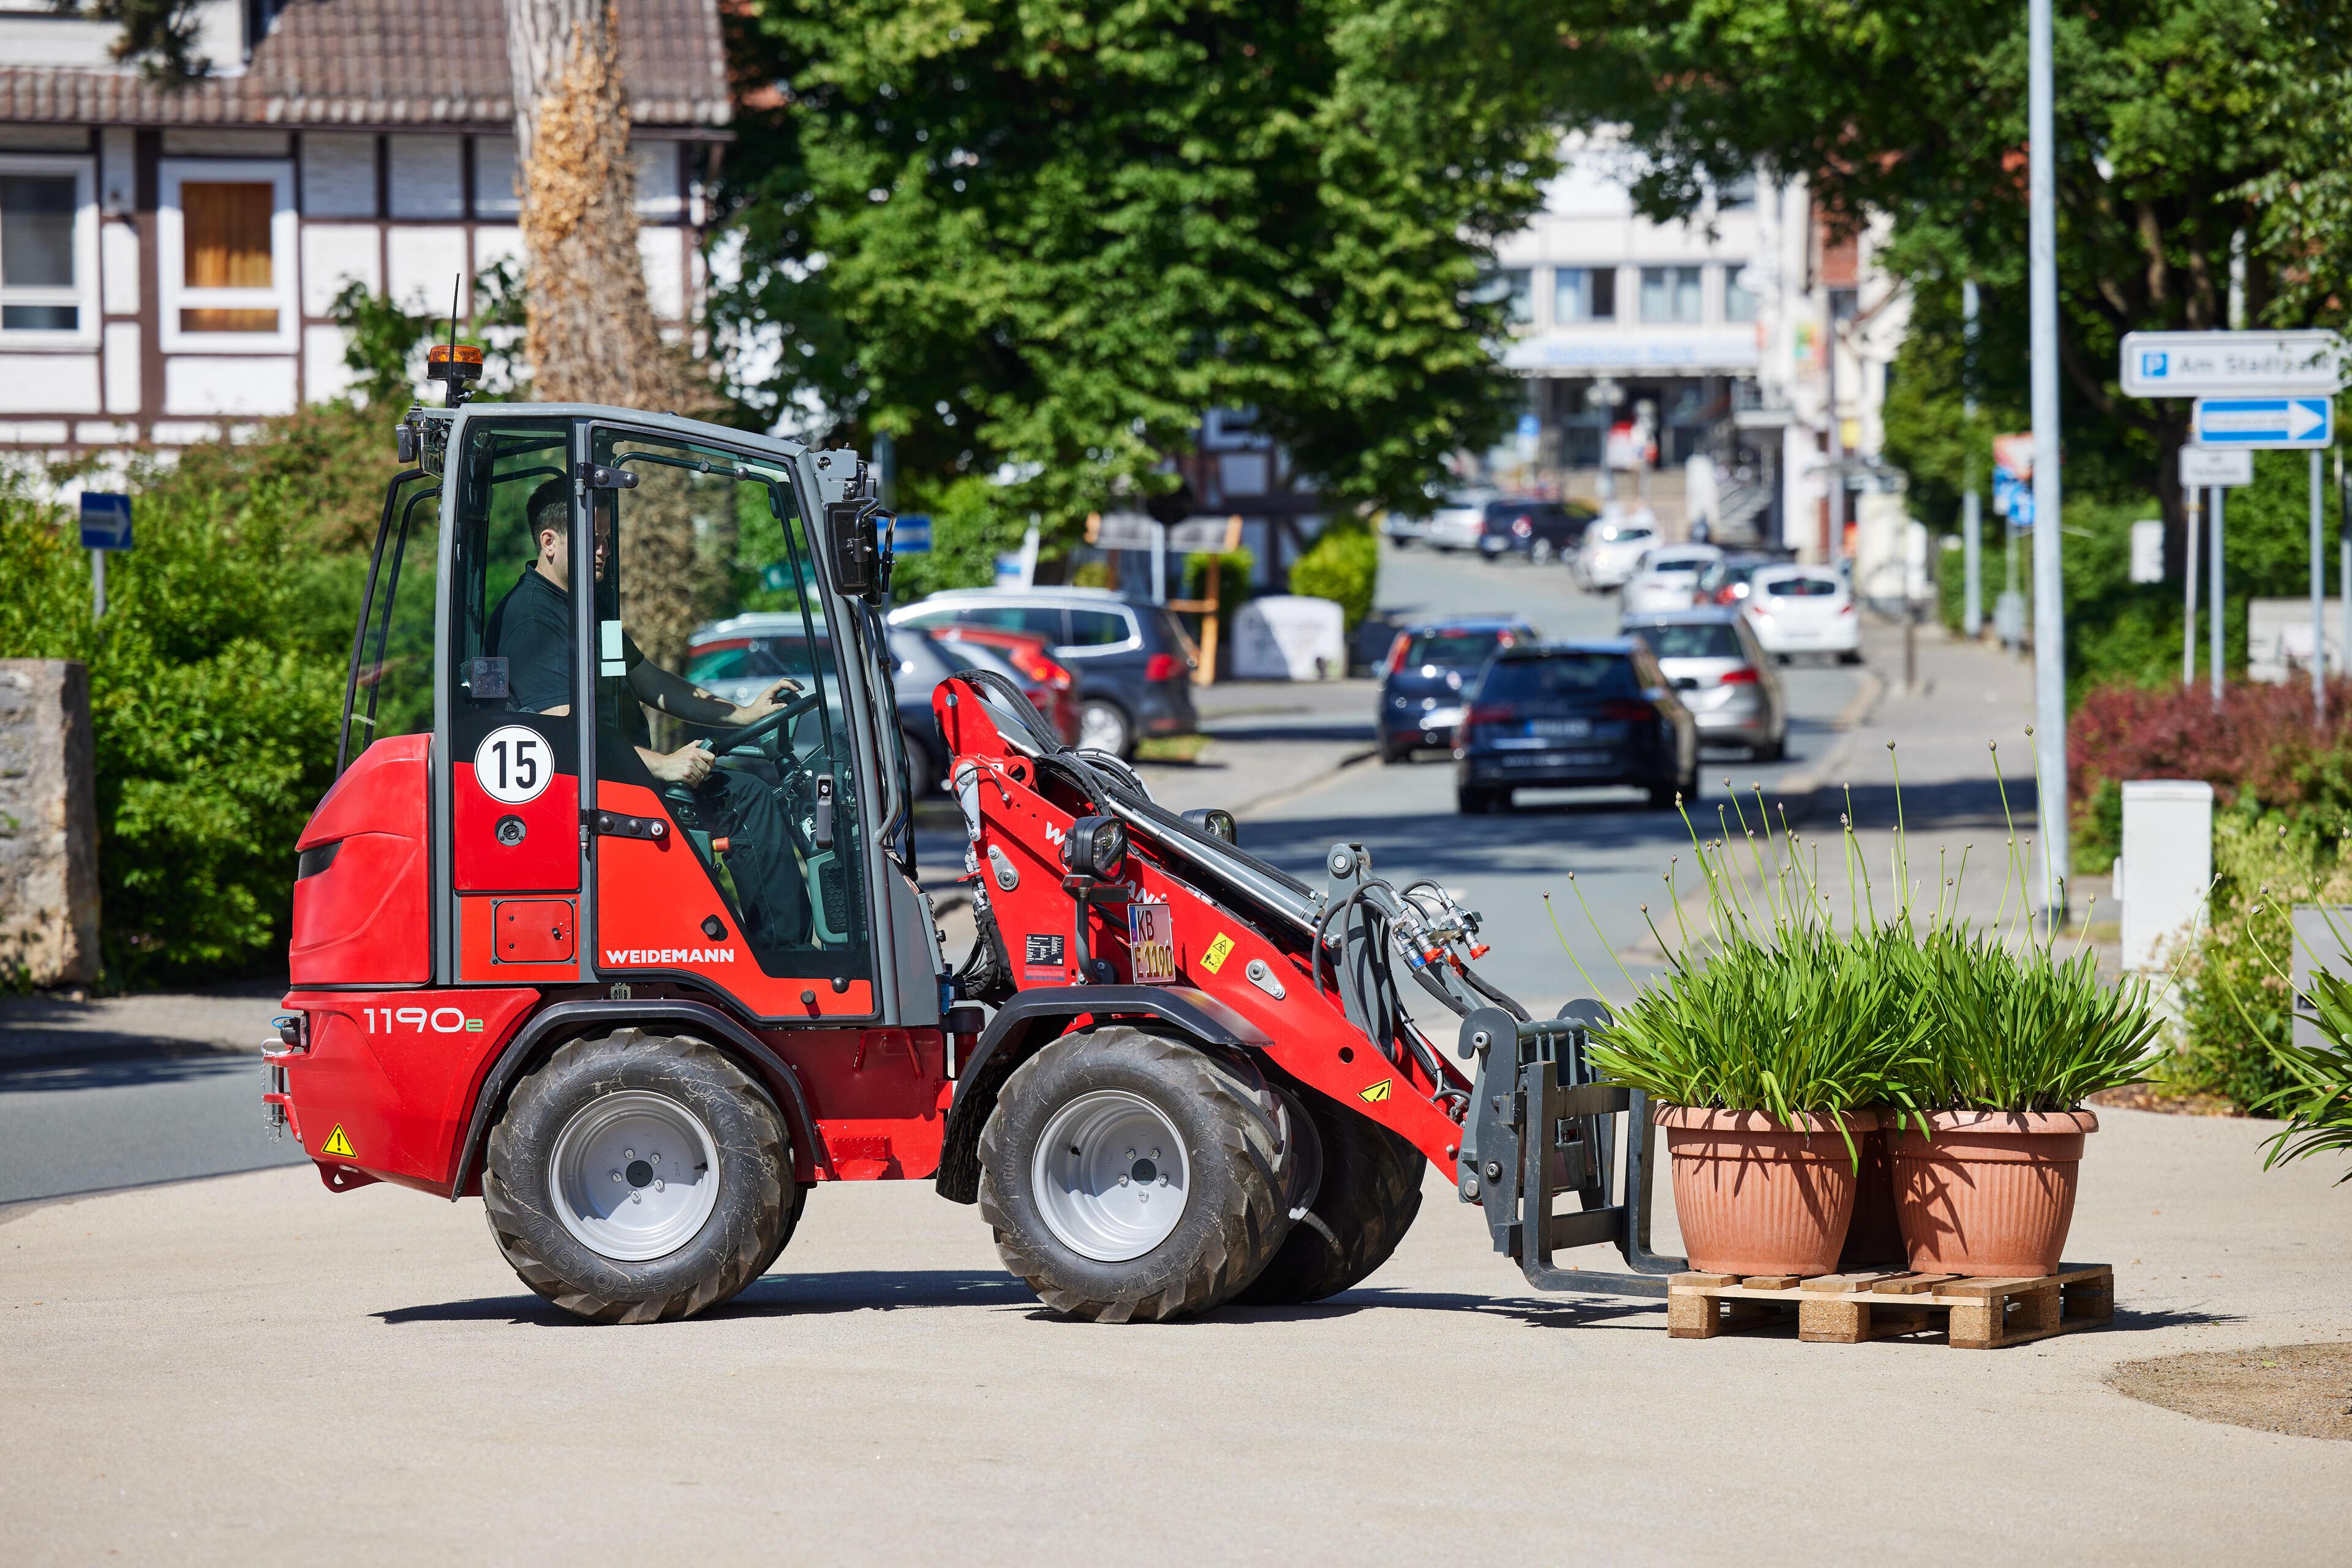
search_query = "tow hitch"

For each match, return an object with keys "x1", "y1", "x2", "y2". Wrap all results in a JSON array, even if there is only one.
[{"x1": 1458, "y1": 1001, "x2": 1684, "y2": 1297}]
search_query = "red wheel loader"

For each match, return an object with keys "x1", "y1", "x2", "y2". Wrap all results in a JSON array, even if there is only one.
[{"x1": 265, "y1": 380, "x2": 1682, "y2": 1323}]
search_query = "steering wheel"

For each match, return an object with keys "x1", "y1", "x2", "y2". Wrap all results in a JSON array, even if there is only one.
[{"x1": 718, "y1": 688, "x2": 826, "y2": 758}]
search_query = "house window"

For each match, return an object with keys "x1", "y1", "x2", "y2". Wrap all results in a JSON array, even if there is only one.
[
  {"x1": 1472, "y1": 267, "x2": 1533, "y2": 326},
  {"x1": 1724, "y1": 266, "x2": 1760, "y2": 324},
  {"x1": 1640, "y1": 265, "x2": 1703, "y2": 324},
  {"x1": 180, "y1": 183, "x2": 276, "y2": 333},
  {"x1": 1553, "y1": 266, "x2": 1616, "y2": 323},
  {"x1": 160, "y1": 160, "x2": 296, "y2": 352},
  {"x1": 0, "y1": 156, "x2": 96, "y2": 344}
]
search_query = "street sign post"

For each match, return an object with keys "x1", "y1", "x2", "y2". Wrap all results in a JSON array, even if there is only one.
[
  {"x1": 2120, "y1": 329, "x2": 2343, "y2": 398},
  {"x1": 2192, "y1": 396, "x2": 2335, "y2": 450},
  {"x1": 79, "y1": 491, "x2": 131, "y2": 621},
  {"x1": 2179, "y1": 447, "x2": 2253, "y2": 488}
]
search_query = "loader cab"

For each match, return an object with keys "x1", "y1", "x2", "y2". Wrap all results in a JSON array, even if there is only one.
[{"x1": 303, "y1": 403, "x2": 940, "y2": 1028}]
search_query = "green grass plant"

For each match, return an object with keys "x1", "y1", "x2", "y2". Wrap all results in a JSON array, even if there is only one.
[{"x1": 1551, "y1": 739, "x2": 2162, "y2": 1129}]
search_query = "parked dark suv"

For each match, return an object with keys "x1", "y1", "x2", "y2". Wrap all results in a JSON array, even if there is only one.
[
  {"x1": 1477, "y1": 499, "x2": 1596, "y2": 564},
  {"x1": 1378, "y1": 617, "x2": 1536, "y2": 762},
  {"x1": 889, "y1": 587, "x2": 1199, "y2": 758},
  {"x1": 1455, "y1": 639, "x2": 1697, "y2": 814}
]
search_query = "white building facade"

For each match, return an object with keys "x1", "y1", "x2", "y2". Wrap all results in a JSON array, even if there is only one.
[
  {"x1": 0, "y1": 0, "x2": 727, "y2": 456},
  {"x1": 1487, "y1": 132, "x2": 1910, "y2": 571}
]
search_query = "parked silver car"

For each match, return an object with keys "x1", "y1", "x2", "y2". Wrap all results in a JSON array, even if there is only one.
[{"x1": 1621, "y1": 608, "x2": 1787, "y2": 760}]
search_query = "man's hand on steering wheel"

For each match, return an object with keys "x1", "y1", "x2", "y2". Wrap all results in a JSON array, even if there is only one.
[{"x1": 726, "y1": 677, "x2": 805, "y2": 727}]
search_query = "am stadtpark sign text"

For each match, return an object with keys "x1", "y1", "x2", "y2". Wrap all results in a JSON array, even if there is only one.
[{"x1": 2119, "y1": 330, "x2": 2343, "y2": 398}]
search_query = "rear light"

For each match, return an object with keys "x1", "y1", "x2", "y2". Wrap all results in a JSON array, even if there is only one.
[
  {"x1": 1719, "y1": 666, "x2": 1760, "y2": 685},
  {"x1": 1007, "y1": 644, "x2": 1074, "y2": 688},
  {"x1": 1145, "y1": 652, "x2": 1186, "y2": 682},
  {"x1": 1599, "y1": 699, "x2": 1657, "y2": 723},
  {"x1": 1838, "y1": 602, "x2": 1855, "y2": 615},
  {"x1": 1465, "y1": 703, "x2": 1516, "y2": 725},
  {"x1": 1748, "y1": 600, "x2": 1773, "y2": 616},
  {"x1": 1385, "y1": 633, "x2": 1410, "y2": 674}
]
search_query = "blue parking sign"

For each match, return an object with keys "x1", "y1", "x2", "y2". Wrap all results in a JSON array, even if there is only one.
[
  {"x1": 894, "y1": 514, "x2": 932, "y2": 554},
  {"x1": 80, "y1": 491, "x2": 132, "y2": 551}
]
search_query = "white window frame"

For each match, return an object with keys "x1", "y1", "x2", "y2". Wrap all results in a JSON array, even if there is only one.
[
  {"x1": 0, "y1": 154, "x2": 100, "y2": 350},
  {"x1": 159, "y1": 158, "x2": 298, "y2": 354}
]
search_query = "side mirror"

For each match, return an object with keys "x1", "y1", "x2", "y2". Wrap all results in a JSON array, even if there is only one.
[
  {"x1": 826, "y1": 498, "x2": 884, "y2": 600},
  {"x1": 1182, "y1": 807, "x2": 1238, "y2": 845}
]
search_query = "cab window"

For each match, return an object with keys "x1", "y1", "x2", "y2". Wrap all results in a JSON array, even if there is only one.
[{"x1": 587, "y1": 427, "x2": 871, "y2": 977}]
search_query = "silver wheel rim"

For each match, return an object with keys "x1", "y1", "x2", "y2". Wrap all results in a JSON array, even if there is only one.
[
  {"x1": 548, "y1": 1090, "x2": 722, "y2": 1262},
  {"x1": 1031, "y1": 1090, "x2": 1190, "y2": 1262},
  {"x1": 1079, "y1": 703, "x2": 1126, "y2": 754}
]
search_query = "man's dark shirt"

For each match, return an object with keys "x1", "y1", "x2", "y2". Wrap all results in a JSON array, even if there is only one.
[{"x1": 485, "y1": 564, "x2": 649, "y2": 747}]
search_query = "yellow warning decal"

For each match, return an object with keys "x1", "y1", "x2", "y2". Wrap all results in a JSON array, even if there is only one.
[
  {"x1": 1200, "y1": 933, "x2": 1236, "y2": 974},
  {"x1": 321, "y1": 1124, "x2": 356, "y2": 1159},
  {"x1": 1358, "y1": 1079, "x2": 1393, "y2": 1104}
]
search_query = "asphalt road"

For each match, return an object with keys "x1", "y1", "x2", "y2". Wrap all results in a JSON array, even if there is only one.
[{"x1": 0, "y1": 545, "x2": 1856, "y2": 1209}]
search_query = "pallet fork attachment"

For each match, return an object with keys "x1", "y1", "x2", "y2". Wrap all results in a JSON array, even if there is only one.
[{"x1": 1459, "y1": 1000, "x2": 1685, "y2": 1298}]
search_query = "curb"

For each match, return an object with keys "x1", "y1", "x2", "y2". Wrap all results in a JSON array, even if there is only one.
[{"x1": 1232, "y1": 742, "x2": 1382, "y2": 820}]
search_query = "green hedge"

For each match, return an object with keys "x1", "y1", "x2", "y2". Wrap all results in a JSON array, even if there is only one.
[
  {"x1": 0, "y1": 426, "x2": 371, "y2": 984},
  {"x1": 1288, "y1": 518, "x2": 1378, "y2": 635}
]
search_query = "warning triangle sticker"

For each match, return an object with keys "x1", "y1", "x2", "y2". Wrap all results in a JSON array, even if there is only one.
[
  {"x1": 1357, "y1": 1079, "x2": 1393, "y2": 1104},
  {"x1": 321, "y1": 1124, "x2": 356, "y2": 1158}
]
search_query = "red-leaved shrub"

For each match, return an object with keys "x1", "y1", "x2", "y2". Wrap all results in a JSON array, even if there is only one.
[{"x1": 2069, "y1": 679, "x2": 2352, "y2": 865}]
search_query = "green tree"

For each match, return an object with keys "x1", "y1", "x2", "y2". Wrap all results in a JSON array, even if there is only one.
[{"x1": 719, "y1": 0, "x2": 1567, "y2": 548}]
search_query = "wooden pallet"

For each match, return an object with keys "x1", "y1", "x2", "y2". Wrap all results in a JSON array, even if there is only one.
[{"x1": 1666, "y1": 1264, "x2": 2114, "y2": 1349}]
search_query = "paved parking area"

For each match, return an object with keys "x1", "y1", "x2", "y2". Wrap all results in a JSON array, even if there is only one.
[{"x1": 6, "y1": 1106, "x2": 2350, "y2": 1563}]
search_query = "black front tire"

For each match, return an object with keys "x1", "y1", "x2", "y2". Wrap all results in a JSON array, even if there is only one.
[
  {"x1": 483, "y1": 1030, "x2": 795, "y2": 1324},
  {"x1": 1234, "y1": 1088, "x2": 1425, "y2": 1305},
  {"x1": 978, "y1": 1027, "x2": 1295, "y2": 1322},
  {"x1": 1457, "y1": 786, "x2": 1499, "y2": 815}
]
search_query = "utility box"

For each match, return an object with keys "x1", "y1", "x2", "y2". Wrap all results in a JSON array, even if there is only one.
[
  {"x1": 1231, "y1": 595, "x2": 1345, "y2": 681},
  {"x1": 2290, "y1": 907, "x2": 2352, "y2": 1057},
  {"x1": 2119, "y1": 780, "x2": 2212, "y2": 973}
]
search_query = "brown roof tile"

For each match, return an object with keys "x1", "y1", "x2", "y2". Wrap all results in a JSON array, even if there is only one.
[{"x1": 0, "y1": 0, "x2": 729, "y2": 130}]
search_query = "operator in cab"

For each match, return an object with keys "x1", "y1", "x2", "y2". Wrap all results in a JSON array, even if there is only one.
[{"x1": 488, "y1": 477, "x2": 812, "y2": 956}]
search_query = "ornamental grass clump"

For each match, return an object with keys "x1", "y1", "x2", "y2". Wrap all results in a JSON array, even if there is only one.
[{"x1": 1904, "y1": 926, "x2": 2164, "y2": 1113}]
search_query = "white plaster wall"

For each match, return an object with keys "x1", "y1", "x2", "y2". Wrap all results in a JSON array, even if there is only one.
[
  {"x1": 301, "y1": 134, "x2": 377, "y2": 219},
  {"x1": 0, "y1": 355, "x2": 99, "y2": 413},
  {"x1": 301, "y1": 224, "x2": 381, "y2": 317},
  {"x1": 0, "y1": 18, "x2": 119, "y2": 70},
  {"x1": 164, "y1": 356, "x2": 297, "y2": 417},
  {"x1": 386, "y1": 225, "x2": 470, "y2": 312},
  {"x1": 473, "y1": 225, "x2": 524, "y2": 276},
  {"x1": 304, "y1": 325, "x2": 355, "y2": 404},
  {"x1": 639, "y1": 228, "x2": 684, "y2": 318},
  {"x1": 103, "y1": 324, "x2": 139, "y2": 414},
  {"x1": 99, "y1": 128, "x2": 134, "y2": 217},
  {"x1": 387, "y1": 136, "x2": 465, "y2": 220},
  {"x1": 101, "y1": 219, "x2": 138, "y2": 316},
  {"x1": 162, "y1": 130, "x2": 288, "y2": 156}
]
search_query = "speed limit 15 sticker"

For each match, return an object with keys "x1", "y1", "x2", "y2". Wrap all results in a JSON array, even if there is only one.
[{"x1": 473, "y1": 725, "x2": 554, "y2": 805}]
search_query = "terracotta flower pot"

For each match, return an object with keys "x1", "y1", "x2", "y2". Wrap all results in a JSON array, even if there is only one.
[
  {"x1": 1889, "y1": 1110, "x2": 2098, "y2": 1278},
  {"x1": 1837, "y1": 1126, "x2": 1908, "y2": 1270},
  {"x1": 1654, "y1": 1107, "x2": 1875, "y2": 1277}
]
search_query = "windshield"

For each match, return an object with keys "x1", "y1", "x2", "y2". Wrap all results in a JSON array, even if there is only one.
[
  {"x1": 1640, "y1": 624, "x2": 1744, "y2": 660},
  {"x1": 1404, "y1": 630, "x2": 1503, "y2": 666},
  {"x1": 1479, "y1": 654, "x2": 1639, "y2": 700}
]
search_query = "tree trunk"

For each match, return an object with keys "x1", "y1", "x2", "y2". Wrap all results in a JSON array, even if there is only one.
[
  {"x1": 502, "y1": 0, "x2": 701, "y2": 409},
  {"x1": 504, "y1": 0, "x2": 712, "y2": 674}
]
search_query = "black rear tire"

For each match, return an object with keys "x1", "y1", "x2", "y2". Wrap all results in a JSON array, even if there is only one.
[
  {"x1": 484, "y1": 1030, "x2": 795, "y2": 1324},
  {"x1": 978, "y1": 1027, "x2": 1295, "y2": 1322},
  {"x1": 1234, "y1": 1088, "x2": 1425, "y2": 1305}
]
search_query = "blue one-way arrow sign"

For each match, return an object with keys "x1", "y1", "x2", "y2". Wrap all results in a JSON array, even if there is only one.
[{"x1": 2192, "y1": 396, "x2": 2335, "y2": 449}]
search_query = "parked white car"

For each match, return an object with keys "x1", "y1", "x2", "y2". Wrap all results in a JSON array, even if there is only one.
[
  {"x1": 1619, "y1": 546, "x2": 1724, "y2": 616},
  {"x1": 1743, "y1": 565, "x2": 1863, "y2": 662},
  {"x1": 1572, "y1": 519, "x2": 1659, "y2": 590},
  {"x1": 1424, "y1": 489, "x2": 1498, "y2": 551}
]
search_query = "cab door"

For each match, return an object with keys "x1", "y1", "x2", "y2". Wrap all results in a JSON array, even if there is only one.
[
  {"x1": 578, "y1": 423, "x2": 879, "y2": 1022},
  {"x1": 441, "y1": 417, "x2": 586, "y2": 983}
]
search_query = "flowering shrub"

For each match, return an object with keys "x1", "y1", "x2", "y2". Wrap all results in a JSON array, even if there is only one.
[{"x1": 2068, "y1": 678, "x2": 2352, "y2": 872}]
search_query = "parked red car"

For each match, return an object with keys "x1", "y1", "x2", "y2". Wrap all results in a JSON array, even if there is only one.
[{"x1": 933, "y1": 625, "x2": 1084, "y2": 745}]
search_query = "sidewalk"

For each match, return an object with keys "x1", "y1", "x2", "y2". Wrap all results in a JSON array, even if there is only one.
[{"x1": 1648, "y1": 617, "x2": 2104, "y2": 956}]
